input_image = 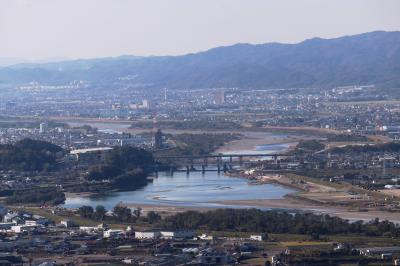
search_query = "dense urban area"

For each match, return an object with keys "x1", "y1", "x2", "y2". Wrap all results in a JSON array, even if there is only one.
[{"x1": 0, "y1": 79, "x2": 399, "y2": 265}]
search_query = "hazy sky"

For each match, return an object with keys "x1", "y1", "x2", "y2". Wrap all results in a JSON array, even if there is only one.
[{"x1": 1, "y1": 0, "x2": 399, "y2": 60}]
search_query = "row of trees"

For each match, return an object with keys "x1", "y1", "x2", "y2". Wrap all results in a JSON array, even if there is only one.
[
  {"x1": 75, "y1": 206, "x2": 400, "y2": 238},
  {"x1": 161, "y1": 209, "x2": 400, "y2": 237},
  {"x1": 78, "y1": 204, "x2": 161, "y2": 224},
  {"x1": 78, "y1": 205, "x2": 107, "y2": 220},
  {"x1": 6, "y1": 187, "x2": 65, "y2": 205}
]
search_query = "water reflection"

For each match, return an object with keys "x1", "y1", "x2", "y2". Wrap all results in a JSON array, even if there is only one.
[{"x1": 64, "y1": 170, "x2": 294, "y2": 209}]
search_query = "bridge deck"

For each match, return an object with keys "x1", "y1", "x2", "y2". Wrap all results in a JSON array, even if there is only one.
[{"x1": 154, "y1": 153, "x2": 288, "y2": 159}]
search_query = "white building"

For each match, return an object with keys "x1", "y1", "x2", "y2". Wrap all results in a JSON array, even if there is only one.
[
  {"x1": 80, "y1": 226, "x2": 101, "y2": 233},
  {"x1": 60, "y1": 219, "x2": 75, "y2": 228},
  {"x1": 39, "y1": 122, "x2": 48, "y2": 134},
  {"x1": 135, "y1": 230, "x2": 161, "y2": 239},
  {"x1": 104, "y1": 229, "x2": 124, "y2": 238},
  {"x1": 161, "y1": 230, "x2": 195, "y2": 239},
  {"x1": 250, "y1": 234, "x2": 266, "y2": 241},
  {"x1": 141, "y1": 99, "x2": 150, "y2": 109},
  {"x1": 69, "y1": 147, "x2": 113, "y2": 162},
  {"x1": 24, "y1": 220, "x2": 37, "y2": 226},
  {"x1": 11, "y1": 225, "x2": 37, "y2": 233},
  {"x1": 3, "y1": 212, "x2": 18, "y2": 223},
  {"x1": 198, "y1": 233, "x2": 214, "y2": 240}
]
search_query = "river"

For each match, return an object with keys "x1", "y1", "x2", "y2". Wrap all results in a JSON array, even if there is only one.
[
  {"x1": 62, "y1": 120, "x2": 299, "y2": 209},
  {"x1": 64, "y1": 171, "x2": 294, "y2": 210},
  {"x1": 63, "y1": 142, "x2": 295, "y2": 210}
]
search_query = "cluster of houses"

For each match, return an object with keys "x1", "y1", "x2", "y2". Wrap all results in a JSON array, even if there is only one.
[
  {"x1": 324, "y1": 153, "x2": 400, "y2": 170},
  {"x1": 358, "y1": 246, "x2": 400, "y2": 261},
  {"x1": 0, "y1": 206, "x2": 398, "y2": 265},
  {"x1": 0, "y1": 207, "x2": 269, "y2": 265},
  {"x1": 64, "y1": 221, "x2": 266, "y2": 243},
  {"x1": 0, "y1": 209, "x2": 50, "y2": 234}
]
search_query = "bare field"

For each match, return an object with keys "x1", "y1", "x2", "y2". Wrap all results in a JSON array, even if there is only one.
[{"x1": 379, "y1": 189, "x2": 400, "y2": 198}]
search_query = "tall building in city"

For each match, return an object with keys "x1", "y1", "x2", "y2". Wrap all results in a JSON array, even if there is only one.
[
  {"x1": 214, "y1": 90, "x2": 225, "y2": 105},
  {"x1": 164, "y1": 88, "x2": 168, "y2": 102},
  {"x1": 142, "y1": 99, "x2": 150, "y2": 109},
  {"x1": 39, "y1": 122, "x2": 48, "y2": 134},
  {"x1": 154, "y1": 129, "x2": 163, "y2": 149}
]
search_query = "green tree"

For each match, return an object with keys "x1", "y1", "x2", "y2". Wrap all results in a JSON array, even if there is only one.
[
  {"x1": 78, "y1": 205, "x2": 94, "y2": 219},
  {"x1": 133, "y1": 207, "x2": 142, "y2": 219},
  {"x1": 94, "y1": 205, "x2": 107, "y2": 220},
  {"x1": 107, "y1": 146, "x2": 154, "y2": 171},
  {"x1": 113, "y1": 205, "x2": 132, "y2": 222},
  {"x1": 147, "y1": 211, "x2": 161, "y2": 224}
]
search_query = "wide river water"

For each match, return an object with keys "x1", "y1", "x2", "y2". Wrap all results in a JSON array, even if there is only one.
[{"x1": 63, "y1": 142, "x2": 295, "y2": 209}]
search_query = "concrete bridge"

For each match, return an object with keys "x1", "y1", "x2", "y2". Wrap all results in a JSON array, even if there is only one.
[
  {"x1": 154, "y1": 153, "x2": 285, "y2": 161},
  {"x1": 154, "y1": 153, "x2": 293, "y2": 174}
]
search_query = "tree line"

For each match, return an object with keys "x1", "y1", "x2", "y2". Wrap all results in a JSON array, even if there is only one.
[
  {"x1": 76, "y1": 206, "x2": 400, "y2": 237},
  {"x1": 78, "y1": 204, "x2": 161, "y2": 224},
  {"x1": 6, "y1": 187, "x2": 65, "y2": 205},
  {"x1": 161, "y1": 209, "x2": 400, "y2": 237}
]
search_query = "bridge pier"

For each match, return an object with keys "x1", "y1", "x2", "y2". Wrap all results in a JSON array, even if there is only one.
[
  {"x1": 223, "y1": 163, "x2": 229, "y2": 172},
  {"x1": 154, "y1": 153, "x2": 289, "y2": 173}
]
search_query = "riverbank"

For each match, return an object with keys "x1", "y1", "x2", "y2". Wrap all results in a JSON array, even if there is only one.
[
  {"x1": 212, "y1": 198, "x2": 400, "y2": 223},
  {"x1": 120, "y1": 194, "x2": 400, "y2": 223},
  {"x1": 215, "y1": 132, "x2": 300, "y2": 154},
  {"x1": 220, "y1": 172, "x2": 400, "y2": 223}
]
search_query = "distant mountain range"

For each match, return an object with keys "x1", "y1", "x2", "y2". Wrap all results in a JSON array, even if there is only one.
[
  {"x1": 1, "y1": 31, "x2": 399, "y2": 89},
  {"x1": 0, "y1": 57, "x2": 71, "y2": 68}
]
